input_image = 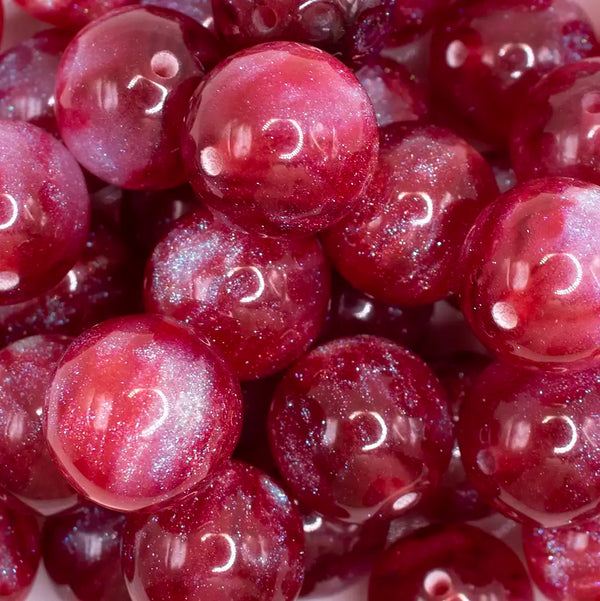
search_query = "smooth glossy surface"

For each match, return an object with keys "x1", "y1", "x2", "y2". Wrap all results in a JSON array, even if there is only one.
[
  {"x1": 56, "y1": 6, "x2": 222, "y2": 190},
  {"x1": 460, "y1": 177, "x2": 600, "y2": 371},
  {"x1": 511, "y1": 57, "x2": 600, "y2": 185},
  {"x1": 458, "y1": 362, "x2": 600, "y2": 527},
  {"x1": 182, "y1": 41, "x2": 379, "y2": 237},
  {"x1": 144, "y1": 207, "x2": 330, "y2": 380},
  {"x1": 0, "y1": 121, "x2": 89, "y2": 305},
  {"x1": 368, "y1": 523, "x2": 533, "y2": 601},
  {"x1": 123, "y1": 461, "x2": 305, "y2": 601},
  {"x1": 430, "y1": 0, "x2": 600, "y2": 145},
  {"x1": 268, "y1": 335, "x2": 454, "y2": 524},
  {"x1": 142, "y1": 0, "x2": 214, "y2": 30},
  {"x1": 323, "y1": 124, "x2": 498, "y2": 306},
  {"x1": 0, "y1": 335, "x2": 75, "y2": 515},
  {"x1": 43, "y1": 502, "x2": 129, "y2": 601},
  {"x1": 45, "y1": 314, "x2": 242, "y2": 512}
]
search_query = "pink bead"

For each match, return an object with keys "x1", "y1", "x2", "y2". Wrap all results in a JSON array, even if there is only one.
[
  {"x1": 55, "y1": 6, "x2": 222, "y2": 190},
  {"x1": 322, "y1": 124, "x2": 498, "y2": 306},
  {"x1": 511, "y1": 57, "x2": 600, "y2": 185},
  {"x1": 123, "y1": 461, "x2": 305, "y2": 601},
  {"x1": 44, "y1": 314, "x2": 243, "y2": 512},
  {"x1": 458, "y1": 362, "x2": 600, "y2": 527},
  {"x1": 182, "y1": 41, "x2": 379, "y2": 237},
  {"x1": 0, "y1": 121, "x2": 89, "y2": 305},
  {"x1": 0, "y1": 335, "x2": 76, "y2": 515},
  {"x1": 142, "y1": 0, "x2": 215, "y2": 31},
  {"x1": 368, "y1": 523, "x2": 533, "y2": 601},
  {"x1": 430, "y1": 0, "x2": 600, "y2": 146},
  {"x1": 268, "y1": 335, "x2": 454, "y2": 524},
  {"x1": 460, "y1": 177, "x2": 600, "y2": 372},
  {"x1": 144, "y1": 207, "x2": 330, "y2": 380}
]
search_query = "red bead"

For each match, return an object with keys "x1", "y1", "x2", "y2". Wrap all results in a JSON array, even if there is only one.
[
  {"x1": 323, "y1": 124, "x2": 498, "y2": 306},
  {"x1": 430, "y1": 0, "x2": 600, "y2": 146},
  {"x1": 389, "y1": 0, "x2": 448, "y2": 44},
  {"x1": 268, "y1": 335, "x2": 454, "y2": 524},
  {"x1": 142, "y1": 0, "x2": 215, "y2": 31},
  {"x1": 123, "y1": 461, "x2": 305, "y2": 601},
  {"x1": 368, "y1": 523, "x2": 533, "y2": 601},
  {"x1": 43, "y1": 502, "x2": 129, "y2": 601},
  {"x1": 511, "y1": 57, "x2": 600, "y2": 185},
  {"x1": 460, "y1": 177, "x2": 600, "y2": 372},
  {"x1": 182, "y1": 41, "x2": 379, "y2": 237},
  {"x1": 523, "y1": 520, "x2": 600, "y2": 601},
  {"x1": 55, "y1": 6, "x2": 222, "y2": 190},
  {"x1": 458, "y1": 362, "x2": 600, "y2": 527},
  {"x1": 0, "y1": 121, "x2": 90, "y2": 305},
  {"x1": 0, "y1": 335, "x2": 75, "y2": 515},
  {"x1": 44, "y1": 314, "x2": 243, "y2": 512}
]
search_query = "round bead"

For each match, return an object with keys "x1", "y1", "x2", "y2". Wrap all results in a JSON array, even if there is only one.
[
  {"x1": 460, "y1": 177, "x2": 600, "y2": 372},
  {"x1": 268, "y1": 335, "x2": 454, "y2": 523},
  {"x1": 182, "y1": 41, "x2": 379, "y2": 237},
  {"x1": 55, "y1": 6, "x2": 222, "y2": 190},
  {"x1": 44, "y1": 314, "x2": 243, "y2": 512},
  {"x1": 123, "y1": 461, "x2": 305, "y2": 601},
  {"x1": 323, "y1": 124, "x2": 498, "y2": 305}
]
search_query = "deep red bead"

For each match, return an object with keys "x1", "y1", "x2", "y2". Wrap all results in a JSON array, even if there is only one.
[
  {"x1": 322, "y1": 124, "x2": 498, "y2": 306},
  {"x1": 523, "y1": 519, "x2": 600, "y2": 601},
  {"x1": 458, "y1": 362, "x2": 600, "y2": 527},
  {"x1": 268, "y1": 335, "x2": 454, "y2": 524},
  {"x1": 182, "y1": 41, "x2": 379, "y2": 237},
  {"x1": 142, "y1": 0, "x2": 215, "y2": 31},
  {"x1": 42, "y1": 502, "x2": 129, "y2": 601},
  {"x1": 44, "y1": 314, "x2": 243, "y2": 513},
  {"x1": 460, "y1": 177, "x2": 600, "y2": 372},
  {"x1": 389, "y1": 0, "x2": 448, "y2": 44},
  {"x1": 144, "y1": 207, "x2": 330, "y2": 380},
  {"x1": 430, "y1": 0, "x2": 600, "y2": 146},
  {"x1": 123, "y1": 461, "x2": 305, "y2": 601},
  {"x1": 511, "y1": 57, "x2": 600, "y2": 185},
  {"x1": 55, "y1": 6, "x2": 222, "y2": 191},
  {"x1": 0, "y1": 335, "x2": 75, "y2": 515},
  {"x1": 0, "y1": 121, "x2": 90, "y2": 305},
  {"x1": 368, "y1": 523, "x2": 533, "y2": 601}
]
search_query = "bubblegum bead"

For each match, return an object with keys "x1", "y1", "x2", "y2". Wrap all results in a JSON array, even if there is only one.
[
  {"x1": 55, "y1": 6, "x2": 222, "y2": 190},
  {"x1": 44, "y1": 314, "x2": 243, "y2": 513},
  {"x1": 182, "y1": 41, "x2": 379, "y2": 237},
  {"x1": 460, "y1": 177, "x2": 600, "y2": 372}
]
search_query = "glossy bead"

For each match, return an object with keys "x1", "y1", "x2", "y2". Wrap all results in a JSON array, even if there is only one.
[
  {"x1": 323, "y1": 124, "x2": 498, "y2": 306},
  {"x1": 0, "y1": 335, "x2": 75, "y2": 515},
  {"x1": 268, "y1": 335, "x2": 454, "y2": 524},
  {"x1": 460, "y1": 177, "x2": 600, "y2": 372},
  {"x1": 142, "y1": 0, "x2": 215, "y2": 31},
  {"x1": 368, "y1": 523, "x2": 533, "y2": 601},
  {"x1": 42, "y1": 502, "x2": 129, "y2": 601},
  {"x1": 354, "y1": 56, "x2": 429, "y2": 127},
  {"x1": 523, "y1": 519, "x2": 600, "y2": 601},
  {"x1": 430, "y1": 0, "x2": 600, "y2": 146},
  {"x1": 0, "y1": 121, "x2": 89, "y2": 305},
  {"x1": 458, "y1": 362, "x2": 600, "y2": 527},
  {"x1": 55, "y1": 6, "x2": 222, "y2": 190},
  {"x1": 123, "y1": 461, "x2": 305, "y2": 601},
  {"x1": 511, "y1": 58, "x2": 600, "y2": 185},
  {"x1": 44, "y1": 314, "x2": 243, "y2": 512},
  {"x1": 389, "y1": 0, "x2": 448, "y2": 44},
  {"x1": 182, "y1": 41, "x2": 379, "y2": 237},
  {"x1": 0, "y1": 29, "x2": 71, "y2": 136}
]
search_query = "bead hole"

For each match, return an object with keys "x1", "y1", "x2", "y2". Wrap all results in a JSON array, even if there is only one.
[
  {"x1": 424, "y1": 570, "x2": 453, "y2": 598},
  {"x1": 252, "y1": 6, "x2": 278, "y2": 31},
  {"x1": 582, "y1": 91, "x2": 600, "y2": 114},
  {"x1": 150, "y1": 51, "x2": 179, "y2": 79}
]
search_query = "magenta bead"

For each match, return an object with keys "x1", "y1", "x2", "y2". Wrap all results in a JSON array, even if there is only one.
[
  {"x1": 368, "y1": 523, "x2": 533, "y2": 601},
  {"x1": 430, "y1": 0, "x2": 600, "y2": 146},
  {"x1": 511, "y1": 58, "x2": 600, "y2": 185},
  {"x1": 55, "y1": 6, "x2": 222, "y2": 190},
  {"x1": 44, "y1": 314, "x2": 243, "y2": 513},
  {"x1": 43, "y1": 502, "x2": 129, "y2": 601},
  {"x1": 123, "y1": 461, "x2": 305, "y2": 601},
  {"x1": 323, "y1": 124, "x2": 498, "y2": 305},
  {"x1": 268, "y1": 335, "x2": 454, "y2": 524},
  {"x1": 182, "y1": 41, "x2": 379, "y2": 237},
  {"x1": 458, "y1": 362, "x2": 600, "y2": 527},
  {"x1": 460, "y1": 177, "x2": 600, "y2": 372}
]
